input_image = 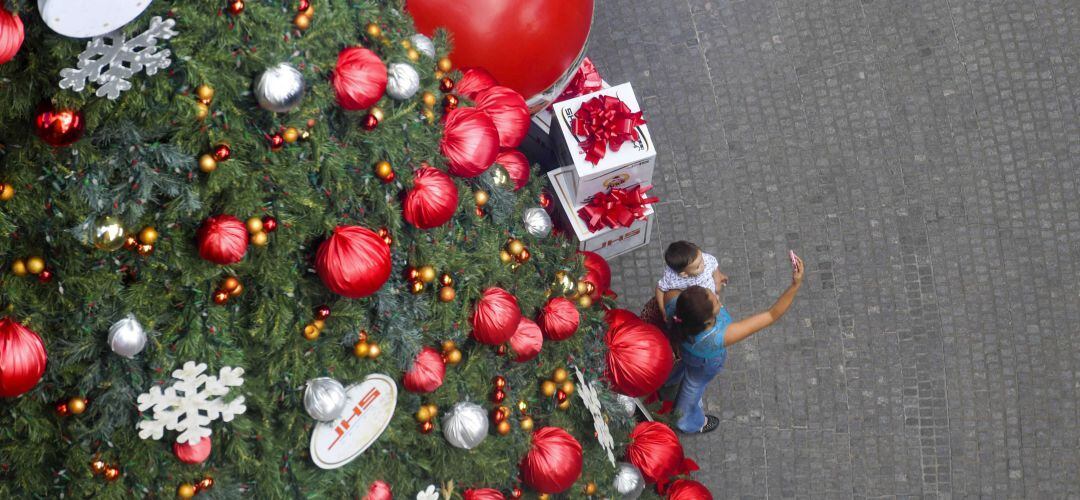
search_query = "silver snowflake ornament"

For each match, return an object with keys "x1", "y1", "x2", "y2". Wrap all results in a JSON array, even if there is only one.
[
  {"x1": 59, "y1": 16, "x2": 178, "y2": 100},
  {"x1": 136, "y1": 361, "x2": 246, "y2": 444},
  {"x1": 575, "y1": 367, "x2": 617, "y2": 466}
]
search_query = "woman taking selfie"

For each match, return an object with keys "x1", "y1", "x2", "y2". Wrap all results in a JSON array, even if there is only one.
[{"x1": 665, "y1": 254, "x2": 804, "y2": 433}]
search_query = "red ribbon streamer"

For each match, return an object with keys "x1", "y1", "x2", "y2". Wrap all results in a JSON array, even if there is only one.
[
  {"x1": 570, "y1": 94, "x2": 646, "y2": 164},
  {"x1": 556, "y1": 57, "x2": 603, "y2": 102},
  {"x1": 577, "y1": 185, "x2": 658, "y2": 232}
]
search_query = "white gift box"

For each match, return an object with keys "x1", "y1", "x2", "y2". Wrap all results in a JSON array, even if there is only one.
[
  {"x1": 520, "y1": 80, "x2": 610, "y2": 167},
  {"x1": 548, "y1": 166, "x2": 653, "y2": 260},
  {"x1": 550, "y1": 83, "x2": 657, "y2": 204}
]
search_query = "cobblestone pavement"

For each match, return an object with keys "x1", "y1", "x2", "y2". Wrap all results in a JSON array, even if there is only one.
[{"x1": 587, "y1": 0, "x2": 1080, "y2": 497}]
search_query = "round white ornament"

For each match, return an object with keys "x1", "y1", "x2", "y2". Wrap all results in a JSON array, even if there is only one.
[
  {"x1": 385, "y1": 63, "x2": 421, "y2": 100},
  {"x1": 409, "y1": 34, "x2": 435, "y2": 59},
  {"x1": 255, "y1": 63, "x2": 306, "y2": 113},
  {"x1": 108, "y1": 313, "x2": 147, "y2": 358},
  {"x1": 38, "y1": 0, "x2": 154, "y2": 38},
  {"x1": 522, "y1": 208, "x2": 553, "y2": 238},
  {"x1": 304, "y1": 377, "x2": 347, "y2": 422},
  {"x1": 613, "y1": 462, "x2": 645, "y2": 499},
  {"x1": 442, "y1": 402, "x2": 488, "y2": 450}
]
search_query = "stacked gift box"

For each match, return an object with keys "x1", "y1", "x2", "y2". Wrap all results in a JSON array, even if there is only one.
[{"x1": 536, "y1": 61, "x2": 658, "y2": 260}]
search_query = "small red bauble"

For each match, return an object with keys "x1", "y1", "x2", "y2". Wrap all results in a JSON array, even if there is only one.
[
  {"x1": 470, "y1": 287, "x2": 522, "y2": 345},
  {"x1": 315, "y1": 226, "x2": 392, "y2": 298},
  {"x1": 419, "y1": 420, "x2": 435, "y2": 434},
  {"x1": 495, "y1": 344, "x2": 507, "y2": 356},
  {"x1": 519, "y1": 427, "x2": 583, "y2": 494},
  {"x1": 494, "y1": 149, "x2": 530, "y2": 191},
  {"x1": 403, "y1": 347, "x2": 446, "y2": 393},
  {"x1": 556, "y1": 390, "x2": 567, "y2": 403},
  {"x1": 196, "y1": 215, "x2": 249, "y2": 265},
  {"x1": 510, "y1": 487, "x2": 523, "y2": 499},
  {"x1": 402, "y1": 166, "x2": 459, "y2": 229},
  {"x1": 212, "y1": 144, "x2": 232, "y2": 162},
  {"x1": 314, "y1": 305, "x2": 331, "y2": 320},
  {"x1": 455, "y1": 67, "x2": 498, "y2": 99},
  {"x1": 439, "y1": 77, "x2": 455, "y2": 93},
  {"x1": 0, "y1": 7, "x2": 25, "y2": 65},
  {"x1": 212, "y1": 290, "x2": 230, "y2": 305},
  {"x1": 364, "y1": 480, "x2": 393, "y2": 500},
  {"x1": 579, "y1": 251, "x2": 612, "y2": 299},
  {"x1": 475, "y1": 86, "x2": 530, "y2": 149},
  {"x1": 37, "y1": 269, "x2": 54, "y2": 283},
  {"x1": 442, "y1": 94, "x2": 459, "y2": 111},
  {"x1": 227, "y1": 0, "x2": 245, "y2": 15},
  {"x1": 261, "y1": 216, "x2": 278, "y2": 232},
  {"x1": 509, "y1": 318, "x2": 543, "y2": 362},
  {"x1": 332, "y1": 47, "x2": 387, "y2": 111},
  {"x1": 362, "y1": 114, "x2": 379, "y2": 130},
  {"x1": 0, "y1": 317, "x2": 48, "y2": 398},
  {"x1": 298, "y1": 0, "x2": 311, "y2": 11},
  {"x1": 491, "y1": 388, "x2": 506, "y2": 403},
  {"x1": 173, "y1": 437, "x2": 212, "y2": 464},
  {"x1": 55, "y1": 402, "x2": 70, "y2": 416},
  {"x1": 441, "y1": 108, "x2": 499, "y2": 178},
  {"x1": 538, "y1": 191, "x2": 553, "y2": 208},
  {"x1": 269, "y1": 133, "x2": 285, "y2": 151},
  {"x1": 33, "y1": 104, "x2": 85, "y2": 147},
  {"x1": 493, "y1": 375, "x2": 507, "y2": 389}
]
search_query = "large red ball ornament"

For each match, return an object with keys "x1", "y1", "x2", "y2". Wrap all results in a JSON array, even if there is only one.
[
  {"x1": 537, "y1": 297, "x2": 579, "y2": 341},
  {"x1": 363, "y1": 480, "x2": 393, "y2": 500},
  {"x1": 402, "y1": 166, "x2": 459, "y2": 229},
  {"x1": 470, "y1": 287, "x2": 521, "y2": 345},
  {"x1": 627, "y1": 422, "x2": 698, "y2": 485},
  {"x1": 316, "y1": 226, "x2": 392, "y2": 298},
  {"x1": 604, "y1": 312, "x2": 674, "y2": 397},
  {"x1": 441, "y1": 107, "x2": 499, "y2": 178},
  {"x1": 456, "y1": 68, "x2": 497, "y2": 99},
  {"x1": 579, "y1": 251, "x2": 612, "y2": 299},
  {"x1": 407, "y1": 0, "x2": 594, "y2": 111},
  {"x1": 173, "y1": 437, "x2": 212, "y2": 464},
  {"x1": 0, "y1": 7, "x2": 24, "y2": 64},
  {"x1": 474, "y1": 86, "x2": 529, "y2": 149},
  {"x1": 509, "y1": 317, "x2": 542, "y2": 363},
  {"x1": 196, "y1": 215, "x2": 249, "y2": 265},
  {"x1": 0, "y1": 317, "x2": 47, "y2": 398},
  {"x1": 33, "y1": 104, "x2": 85, "y2": 147},
  {"x1": 464, "y1": 488, "x2": 506, "y2": 500},
  {"x1": 519, "y1": 427, "x2": 583, "y2": 494},
  {"x1": 494, "y1": 149, "x2": 530, "y2": 191},
  {"x1": 403, "y1": 347, "x2": 446, "y2": 393},
  {"x1": 667, "y1": 479, "x2": 714, "y2": 500},
  {"x1": 332, "y1": 47, "x2": 388, "y2": 111}
]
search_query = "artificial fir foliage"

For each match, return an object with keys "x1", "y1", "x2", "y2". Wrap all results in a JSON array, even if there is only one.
[{"x1": 0, "y1": 1, "x2": 651, "y2": 498}]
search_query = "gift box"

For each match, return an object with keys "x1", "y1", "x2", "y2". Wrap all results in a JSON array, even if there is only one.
[
  {"x1": 520, "y1": 60, "x2": 608, "y2": 170},
  {"x1": 547, "y1": 166, "x2": 654, "y2": 260},
  {"x1": 550, "y1": 82, "x2": 656, "y2": 204}
]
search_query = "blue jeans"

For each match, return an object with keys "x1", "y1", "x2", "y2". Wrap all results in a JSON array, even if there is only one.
[{"x1": 665, "y1": 350, "x2": 726, "y2": 433}]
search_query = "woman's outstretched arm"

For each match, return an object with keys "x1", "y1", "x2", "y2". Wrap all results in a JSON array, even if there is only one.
[{"x1": 724, "y1": 256, "x2": 804, "y2": 347}]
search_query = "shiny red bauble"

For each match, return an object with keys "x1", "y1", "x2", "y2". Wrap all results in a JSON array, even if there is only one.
[
  {"x1": 537, "y1": 297, "x2": 580, "y2": 341},
  {"x1": 196, "y1": 215, "x2": 248, "y2": 265},
  {"x1": 604, "y1": 309, "x2": 674, "y2": 397},
  {"x1": 0, "y1": 7, "x2": 24, "y2": 65},
  {"x1": 363, "y1": 480, "x2": 393, "y2": 500},
  {"x1": 441, "y1": 107, "x2": 499, "y2": 178},
  {"x1": 315, "y1": 225, "x2": 392, "y2": 298},
  {"x1": 402, "y1": 166, "x2": 459, "y2": 229},
  {"x1": 261, "y1": 216, "x2": 278, "y2": 232},
  {"x1": 456, "y1": 68, "x2": 497, "y2": 99},
  {"x1": 403, "y1": 347, "x2": 446, "y2": 393},
  {"x1": 33, "y1": 105, "x2": 85, "y2": 147},
  {"x1": 474, "y1": 86, "x2": 529, "y2": 149},
  {"x1": 627, "y1": 421, "x2": 698, "y2": 485},
  {"x1": 212, "y1": 144, "x2": 232, "y2": 162},
  {"x1": 408, "y1": 0, "x2": 593, "y2": 110},
  {"x1": 470, "y1": 287, "x2": 522, "y2": 345},
  {"x1": 509, "y1": 317, "x2": 543, "y2": 363},
  {"x1": 464, "y1": 488, "x2": 506, "y2": 500},
  {"x1": 173, "y1": 437, "x2": 212, "y2": 464},
  {"x1": 667, "y1": 479, "x2": 714, "y2": 500},
  {"x1": 519, "y1": 427, "x2": 583, "y2": 494},
  {"x1": 0, "y1": 317, "x2": 47, "y2": 398},
  {"x1": 494, "y1": 149, "x2": 530, "y2": 191},
  {"x1": 332, "y1": 47, "x2": 387, "y2": 111}
]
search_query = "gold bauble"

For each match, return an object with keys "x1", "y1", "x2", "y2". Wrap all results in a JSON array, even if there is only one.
[
  {"x1": 561, "y1": 380, "x2": 575, "y2": 395},
  {"x1": 103, "y1": 466, "x2": 121, "y2": 481},
  {"x1": 506, "y1": 239, "x2": 525, "y2": 256},
  {"x1": 409, "y1": 280, "x2": 425, "y2": 294},
  {"x1": 441, "y1": 340, "x2": 456, "y2": 352},
  {"x1": 540, "y1": 380, "x2": 557, "y2": 397},
  {"x1": 195, "y1": 102, "x2": 209, "y2": 121},
  {"x1": 421, "y1": 91, "x2": 437, "y2": 108},
  {"x1": 294, "y1": 12, "x2": 311, "y2": 30},
  {"x1": 584, "y1": 482, "x2": 597, "y2": 495},
  {"x1": 576, "y1": 280, "x2": 590, "y2": 296},
  {"x1": 229, "y1": 283, "x2": 243, "y2": 297},
  {"x1": 425, "y1": 404, "x2": 439, "y2": 418},
  {"x1": 195, "y1": 85, "x2": 215, "y2": 103},
  {"x1": 365, "y1": 22, "x2": 381, "y2": 38},
  {"x1": 422, "y1": 109, "x2": 436, "y2": 124},
  {"x1": 10, "y1": 259, "x2": 27, "y2": 277},
  {"x1": 222, "y1": 276, "x2": 240, "y2": 293},
  {"x1": 138, "y1": 226, "x2": 159, "y2": 245},
  {"x1": 197, "y1": 477, "x2": 215, "y2": 491},
  {"x1": 517, "y1": 400, "x2": 528, "y2": 413},
  {"x1": 303, "y1": 5, "x2": 314, "y2": 16},
  {"x1": 445, "y1": 348, "x2": 462, "y2": 365},
  {"x1": 177, "y1": 483, "x2": 197, "y2": 499},
  {"x1": 251, "y1": 231, "x2": 268, "y2": 246},
  {"x1": 552, "y1": 367, "x2": 568, "y2": 383},
  {"x1": 577, "y1": 294, "x2": 593, "y2": 308},
  {"x1": 367, "y1": 342, "x2": 382, "y2": 359},
  {"x1": 406, "y1": 48, "x2": 420, "y2": 62},
  {"x1": 552, "y1": 272, "x2": 575, "y2": 296},
  {"x1": 283, "y1": 127, "x2": 300, "y2": 143},
  {"x1": 302, "y1": 324, "x2": 320, "y2": 340},
  {"x1": 25, "y1": 256, "x2": 45, "y2": 275},
  {"x1": 418, "y1": 265, "x2": 436, "y2": 283},
  {"x1": 499, "y1": 250, "x2": 513, "y2": 263},
  {"x1": 474, "y1": 190, "x2": 489, "y2": 206},
  {"x1": 538, "y1": 494, "x2": 550, "y2": 500},
  {"x1": 437, "y1": 57, "x2": 452, "y2": 72},
  {"x1": 491, "y1": 167, "x2": 510, "y2": 187},
  {"x1": 416, "y1": 406, "x2": 432, "y2": 422},
  {"x1": 496, "y1": 420, "x2": 511, "y2": 435},
  {"x1": 370, "y1": 106, "x2": 385, "y2": 122},
  {"x1": 438, "y1": 286, "x2": 456, "y2": 302},
  {"x1": 557, "y1": 399, "x2": 571, "y2": 410},
  {"x1": 90, "y1": 459, "x2": 107, "y2": 475},
  {"x1": 0, "y1": 183, "x2": 13, "y2": 201},
  {"x1": 374, "y1": 160, "x2": 394, "y2": 180},
  {"x1": 312, "y1": 319, "x2": 325, "y2": 331},
  {"x1": 198, "y1": 154, "x2": 217, "y2": 173},
  {"x1": 519, "y1": 416, "x2": 535, "y2": 432},
  {"x1": 67, "y1": 397, "x2": 87, "y2": 415},
  {"x1": 353, "y1": 341, "x2": 370, "y2": 358},
  {"x1": 245, "y1": 217, "x2": 264, "y2": 234},
  {"x1": 92, "y1": 216, "x2": 127, "y2": 251}
]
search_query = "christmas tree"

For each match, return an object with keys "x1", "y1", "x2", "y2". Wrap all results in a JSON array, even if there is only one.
[{"x1": 0, "y1": 1, "x2": 685, "y2": 498}]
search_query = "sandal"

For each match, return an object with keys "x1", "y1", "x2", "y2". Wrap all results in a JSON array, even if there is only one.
[{"x1": 700, "y1": 415, "x2": 720, "y2": 433}]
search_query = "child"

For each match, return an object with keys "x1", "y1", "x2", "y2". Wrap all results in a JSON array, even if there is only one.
[{"x1": 655, "y1": 241, "x2": 728, "y2": 322}]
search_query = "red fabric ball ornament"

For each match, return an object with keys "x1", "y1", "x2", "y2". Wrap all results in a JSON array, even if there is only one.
[
  {"x1": 537, "y1": 297, "x2": 579, "y2": 341},
  {"x1": 441, "y1": 107, "x2": 499, "y2": 178},
  {"x1": 408, "y1": 0, "x2": 593, "y2": 110},
  {"x1": 456, "y1": 67, "x2": 498, "y2": 99},
  {"x1": 494, "y1": 149, "x2": 530, "y2": 191},
  {"x1": 474, "y1": 86, "x2": 529, "y2": 149},
  {"x1": 519, "y1": 427, "x2": 583, "y2": 494},
  {"x1": 509, "y1": 317, "x2": 543, "y2": 363},
  {"x1": 0, "y1": 7, "x2": 24, "y2": 64},
  {"x1": 173, "y1": 437, "x2": 212, "y2": 464},
  {"x1": 464, "y1": 489, "x2": 505, "y2": 500},
  {"x1": 363, "y1": 480, "x2": 393, "y2": 500},
  {"x1": 196, "y1": 215, "x2": 249, "y2": 265},
  {"x1": 403, "y1": 347, "x2": 446, "y2": 393},
  {"x1": 403, "y1": 166, "x2": 459, "y2": 229},
  {"x1": 604, "y1": 313, "x2": 674, "y2": 397},
  {"x1": 332, "y1": 47, "x2": 388, "y2": 111},
  {"x1": 0, "y1": 317, "x2": 47, "y2": 398},
  {"x1": 603, "y1": 309, "x2": 639, "y2": 331},
  {"x1": 33, "y1": 104, "x2": 85, "y2": 147},
  {"x1": 470, "y1": 287, "x2": 521, "y2": 345},
  {"x1": 627, "y1": 422, "x2": 698, "y2": 486},
  {"x1": 579, "y1": 251, "x2": 612, "y2": 299},
  {"x1": 316, "y1": 225, "x2": 392, "y2": 298},
  {"x1": 668, "y1": 479, "x2": 714, "y2": 500}
]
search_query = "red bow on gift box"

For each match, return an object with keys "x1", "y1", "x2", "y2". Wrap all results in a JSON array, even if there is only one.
[
  {"x1": 577, "y1": 185, "x2": 659, "y2": 232},
  {"x1": 556, "y1": 57, "x2": 603, "y2": 103},
  {"x1": 570, "y1": 94, "x2": 647, "y2": 164}
]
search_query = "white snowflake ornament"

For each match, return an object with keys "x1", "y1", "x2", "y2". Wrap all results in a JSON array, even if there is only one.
[
  {"x1": 416, "y1": 485, "x2": 439, "y2": 500},
  {"x1": 136, "y1": 361, "x2": 246, "y2": 444},
  {"x1": 575, "y1": 367, "x2": 617, "y2": 466},
  {"x1": 59, "y1": 16, "x2": 177, "y2": 100}
]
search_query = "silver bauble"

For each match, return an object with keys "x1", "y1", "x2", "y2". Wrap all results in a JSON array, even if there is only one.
[
  {"x1": 522, "y1": 208, "x2": 553, "y2": 238},
  {"x1": 616, "y1": 394, "x2": 638, "y2": 417},
  {"x1": 304, "y1": 377, "x2": 347, "y2": 422},
  {"x1": 613, "y1": 462, "x2": 645, "y2": 499},
  {"x1": 385, "y1": 63, "x2": 421, "y2": 100},
  {"x1": 409, "y1": 34, "x2": 435, "y2": 59},
  {"x1": 108, "y1": 313, "x2": 147, "y2": 358},
  {"x1": 442, "y1": 402, "x2": 488, "y2": 450},
  {"x1": 255, "y1": 63, "x2": 306, "y2": 113}
]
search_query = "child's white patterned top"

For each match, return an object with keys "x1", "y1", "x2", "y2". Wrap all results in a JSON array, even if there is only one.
[{"x1": 657, "y1": 252, "x2": 718, "y2": 291}]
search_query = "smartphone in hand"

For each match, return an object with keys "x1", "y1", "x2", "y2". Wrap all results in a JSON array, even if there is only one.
[{"x1": 789, "y1": 250, "x2": 799, "y2": 272}]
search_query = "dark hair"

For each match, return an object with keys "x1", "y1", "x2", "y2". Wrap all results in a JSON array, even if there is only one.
[
  {"x1": 671, "y1": 286, "x2": 713, "y2": 344},
  {"x1": 664, "y1": 241, "x2": 700, "y2": 273}
]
